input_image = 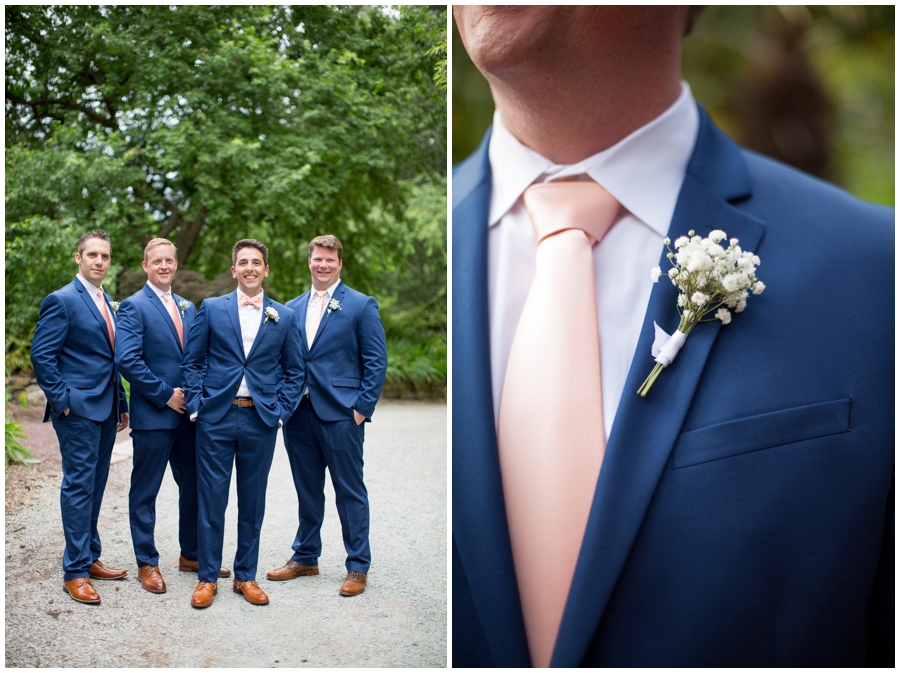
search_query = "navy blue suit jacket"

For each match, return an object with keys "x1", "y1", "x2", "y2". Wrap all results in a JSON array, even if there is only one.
[
  {"x1": 31, "y1": 276, "x2": 128, "y2": 423},
  {"x1": 182, "y1": 291, "x2": 304, "y2": 428},
  {"x1": 452, "y1": 108, "x2": 894, "y2": 667},
  {"x1": 115, "y1": 283, "x2": 197, "y2": 430},
  {"x1": 285, "y1": 281, "x2": 387, "y2": 422}
]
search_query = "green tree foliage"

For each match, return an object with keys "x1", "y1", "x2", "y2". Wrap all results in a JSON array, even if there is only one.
[
  {"x1": 5, "y1": 394, "x2": 33, "y2": 468},
  {"x1": 6, "y1": 5, "x2": 447, "y2": 388}
]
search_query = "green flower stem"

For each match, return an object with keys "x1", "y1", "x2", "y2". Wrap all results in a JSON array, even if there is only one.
[{"x1": 637, "y1": 362, "x2": 665, "y2": 397}]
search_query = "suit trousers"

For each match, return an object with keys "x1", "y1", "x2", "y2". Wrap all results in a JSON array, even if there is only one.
[
  {"x1": 49, "y1": 398, "x2": 118, "y2": 581},
  {"x1": 196, "y1": 405, "x2": 277, "y2": 583},
  {"x1": 128, "y1": 416, "x2": 198, "y2": 567},
  {"x1": 284, "y1": 396, "x2": 371, "y2": 573}
]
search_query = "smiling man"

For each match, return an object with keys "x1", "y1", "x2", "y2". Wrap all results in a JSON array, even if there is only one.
[
  {"x1": 31, "y1": 230, "x2": 130, "y2": 604},
  {"x1": 116, "y1": 238, "x2": 231, "y2": 595},
  {"x1": 267, "y1": 234, "x2": 387, "y2": 597},
  {"x1": 182, "y1": 239, "x2": 304, "y2": 608}
]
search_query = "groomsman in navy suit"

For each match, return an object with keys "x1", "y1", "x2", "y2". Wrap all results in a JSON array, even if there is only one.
[
  {"x1": 267, "y1": 235, "x2": 387, "y2": 597},
  {"x1": 116, "y1": 238, "x2": 231, "y2": 594},
  {"x1": 31, "y1": 230, "x2": 130, "y2": 604},
  {"x1": 452, "y1": 6, "x2": 892, "y2": 667},
  {"x1": 182, "y1": 239, "x2": 304, "y2": 608}
]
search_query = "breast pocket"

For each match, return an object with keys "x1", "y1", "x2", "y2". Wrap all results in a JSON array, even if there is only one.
[{"x1": 672, "y1": 398, "x2": 851, "y2": 469}]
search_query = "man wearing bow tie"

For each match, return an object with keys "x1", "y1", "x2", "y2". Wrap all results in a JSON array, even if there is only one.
[
  {"x1": 31, "y1": 230, "x2": 130, "y2": 604},
  {"x1": 116, "y1": 238, "x2": 231, "y2": 594},
  {"x1": 266, "y1": 235, "x2": 387, "y2": 597},
  {"x1": 452, "y1": 6, "x2": 893, "y2": 667},
  {"x1": 182, "y1": 239, "x2": 304, "y2": 608}
]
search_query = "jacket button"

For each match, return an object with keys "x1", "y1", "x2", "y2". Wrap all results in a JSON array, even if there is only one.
[
  {"x1": 235, "y1": 384, "x2": 239, "y2": 389},
  {"x1": 243, "y1": 363, "x2": 248, "y2": 368},
  {"x1": 306, "y1": 358, "x2": 311, "y2": 363}
]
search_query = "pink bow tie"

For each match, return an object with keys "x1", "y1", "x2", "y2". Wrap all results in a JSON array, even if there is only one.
[{"x1": 239, "y1": 294, "x2": 263, "y2": 310}]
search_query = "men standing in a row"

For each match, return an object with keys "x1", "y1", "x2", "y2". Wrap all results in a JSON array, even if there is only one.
[
  {"x1": 115, "y1": 238, "x2": 231, "y2": 594},
  {"x1": 31, "y1": 230, "x2": 130, "y2": 604},
  {"x1": 267, "y1": 235, "x2": 387, "y2": 597},
  {"x1": 182, "y1": 239, "x2": 304, "y2": 608}
]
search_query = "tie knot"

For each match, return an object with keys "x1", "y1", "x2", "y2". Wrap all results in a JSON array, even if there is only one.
[
  {"x1": 162, "y1": 292, "x2": 172, "y2": 303},
  {"x1": 240, "y1": 294, "x2": 263, "y2": 309},
  {"x1": 523, "y1": 181, "x2": 621, "y2": 246}
]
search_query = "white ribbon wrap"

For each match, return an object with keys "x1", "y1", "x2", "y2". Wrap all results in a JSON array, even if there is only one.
[{"x1": 651, "y1": 322, "x2": 687, "y2": 367}]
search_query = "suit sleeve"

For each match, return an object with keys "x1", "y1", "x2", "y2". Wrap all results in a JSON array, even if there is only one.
[
  {"x1": 354, "y1": 296, "x2": 388, "y2": 420},
  {"x1": 866, "y1": 478, "x2": 894, "y2": 666},
  {"x1": 181, "y1": 299, "x2": 210, "y2": 417},
  {"x1": 115, "y1": 299, "x2": 174, "y2": 408},
  {"x1": 30, "y1": 293, "x2": 71, "y2": 414},
  {"x1": 277, "y1": 308, "x2": 305, "y2": 422}
]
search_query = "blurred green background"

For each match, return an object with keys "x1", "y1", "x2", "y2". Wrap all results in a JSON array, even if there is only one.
[{"x1": 453, "y1": 5, "x2": 894, "y2": 206}]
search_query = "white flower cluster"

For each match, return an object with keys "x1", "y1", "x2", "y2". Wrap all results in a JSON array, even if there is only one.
[
  {"x1": 264, "y1": 306, "x2": 279, "y2": 323},
  {"x1": 652, "y1": 229, "x2": 764, "y2": 329}
]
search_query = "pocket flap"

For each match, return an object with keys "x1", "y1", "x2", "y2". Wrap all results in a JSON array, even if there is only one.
[
  {"x1": 205, "y1": 375, "x2": 223, "y2": 388},
  {"x1": 332, "y1": 377, "x2": 361, "y2": 388},
  {"x1": 673, "y1": 398, "x2": 851, "y2": 469}
]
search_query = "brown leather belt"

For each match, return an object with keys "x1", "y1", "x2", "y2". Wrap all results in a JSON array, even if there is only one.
[{"x1": 232, "y1": 397, "x2": 255, "y2": 408}]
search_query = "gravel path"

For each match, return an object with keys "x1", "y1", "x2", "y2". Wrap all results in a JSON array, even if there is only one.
[{"x1": 5, "y1": 401, "x2": 447, "y2": 667}]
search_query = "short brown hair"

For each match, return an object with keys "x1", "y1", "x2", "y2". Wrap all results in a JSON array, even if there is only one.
[
  {"x1": 308, "y1": 234, "x2": 343, "y2": 261},
  {"x1": 143, "y1": 238, "x2": 177, "y2": 262},
  {"x1": 76, "y1": 230, "x2": 111, "y2": 255},
  {"x1": 232, "y1": 238, "x2": 269, "y2": 266}
]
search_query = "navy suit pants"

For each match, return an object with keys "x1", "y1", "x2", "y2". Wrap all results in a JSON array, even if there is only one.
[
  {"x1": 196, "y1": 405, "x2": 277, "y2": 583},
  {"x1": 49, "y1": 401, "x2": 118, "y2": 581},
  {"x1": 128, "y1": 416, "x2": 198, "y2": 567},
  {"x1": 284, "y1": 396, "x2": 371, "y2": 573}
]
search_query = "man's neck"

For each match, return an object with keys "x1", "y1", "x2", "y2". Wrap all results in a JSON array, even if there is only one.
[
  {"x1": 76, "y1": 272, "x2": 102, "y2": 292},
  {"x1": 238, "y1": 287, "x2": 263, "y2": 298},
  {"x1": 149, "y1": 280, "x2": 171, "y2": 294},
  {"x1": 490, "y1": 69, "x2": 681, "y2": 165}
]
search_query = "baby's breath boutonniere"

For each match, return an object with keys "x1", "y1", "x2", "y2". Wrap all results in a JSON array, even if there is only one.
[
  {"x1": 326, "y1": 298, "x2": 342, "y2": 317},
  {"x1": 109, "y1": 300, "x2": 120, "y2": 313},
  {"x1": 264, "y1": 306, "x2": 279, "y2": 324},
  {"x1": 639, "y1": 229, "x2": 765, "y2": 397},
  {"x1": 178, "y1": 299, "x2": 191, "y2": 318}
]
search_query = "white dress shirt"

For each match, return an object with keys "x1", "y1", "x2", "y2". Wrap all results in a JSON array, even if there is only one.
[
  {"x1": 76, "y1": 272, "x2": 115, "y2": 339},
  {"x1": 488, "y1": 81, "x2": 700, "y2": 437},
  {"x1": 236, "y1": 288, "x2": 263, "y2": 398},
  {"x1": 305, "y1": 278, "x2": 342, "y2": 350}
]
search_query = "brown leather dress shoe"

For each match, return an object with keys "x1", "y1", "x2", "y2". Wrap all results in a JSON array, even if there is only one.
[
  {"x1": 63, "y1": 577, "x2": 101, "y2": 604},
  {"x1": 191, "y1": 581, "x2": 217, "y2": 609},
  {"x1": 177, "y1": 555, "x2": 231, "y2": 578},
  {"x1": 89, "y1": 560, "x2": 127, "y2": 580},
  {"x1": 266, "y1": 560, "x2": 319, "y2": 581},
  {"x1": 339, "y1": 571, "x2": 367, "y2": 596},
  {"x1": 138, "y1": 565, "x2": 166, "y2": 594},
  {"x1": 233, "y1": 579, "x2": 269, "y2": 605}
]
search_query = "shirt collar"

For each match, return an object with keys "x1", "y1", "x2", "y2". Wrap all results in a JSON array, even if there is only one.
[
  {"x1": 146, "y1": 281, "x2": 170, "y2": 299},
  {"x1": 236, "y1": 287, "x2": 265, "y2": 307},
  {"x1": 309, "y1": 278, "x2": 341, "y2": 299},
  {"x1": 76, "y1": 272, "x2": 104, "y2": 294},
  {"x1": 487, "y1": 80, "x2": 699, "y2": 238}
]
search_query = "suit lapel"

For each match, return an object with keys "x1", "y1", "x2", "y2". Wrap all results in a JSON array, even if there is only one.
[
  {"x1": 553, "y1": 107, "x2": 768, "y2": 666},
  {"x1": 310, "y1": 283, "x2": 344, "y2": 350},
  {"x1": 225, "y1": 291, "x2": 243, "y2": 353},
  {"x1": 293, "y1": 290, "x2": 312, "y2": 356},
  {"x1": 144, "y1": 284, "x2": 182, "y2": 351},
  {"x1": 452, "y1": 130, "x2": 532, "y2": 667},
  {"x1": 73, "y1": 276, "x2": 113, "y2": 351}
]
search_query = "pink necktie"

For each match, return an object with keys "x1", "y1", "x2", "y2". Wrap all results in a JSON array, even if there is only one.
[
  {"x1": 497, "y1": 180, "x2": 620, "y2": 668},
  {"x1": 161, "y1": 293, "x2": 184, "y2": 348},
  {"x1": 308, "y1": 291, "x2": 328, "y2": 345},
  {"x1": 98, "y1": 289, "x2": 115, "y2": 349},
  {"x1": 239, "y1": 294, "x2": 263, "y2": 310}
]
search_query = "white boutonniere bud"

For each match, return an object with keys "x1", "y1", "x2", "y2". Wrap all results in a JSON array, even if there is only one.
[
  {"x1": 326, "y1": 298, "x2": 342, "y2": 317},
  {"x1": 109, "y1": 300, "x2": 120, "y2": 312},
  {"x1": 264, "y1": 306, "x2": 279, "y2": 324},
  {"x1": 638, "y1": 229, "x2": 765, "y2": 398},
  {"x1": 178, "y1": 299, "x2": 192, "y2": 318}
]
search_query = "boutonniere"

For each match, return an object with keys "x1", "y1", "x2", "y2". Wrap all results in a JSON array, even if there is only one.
[
  {"x1": 264, "y1": 306, "x2": 279, "y2": 324},
  {"x1": 109, "y1": 300, "x2": 120, "y2": 313},
  {"x1": 326, "y1": 298, "x2": 341, "y2": 317},
  {"x1": 178, "y1": 299, "x2": 191, "y2": 318},
  {"x1": 639, "y1": 229, "x2": 765, "y2": 397}
]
